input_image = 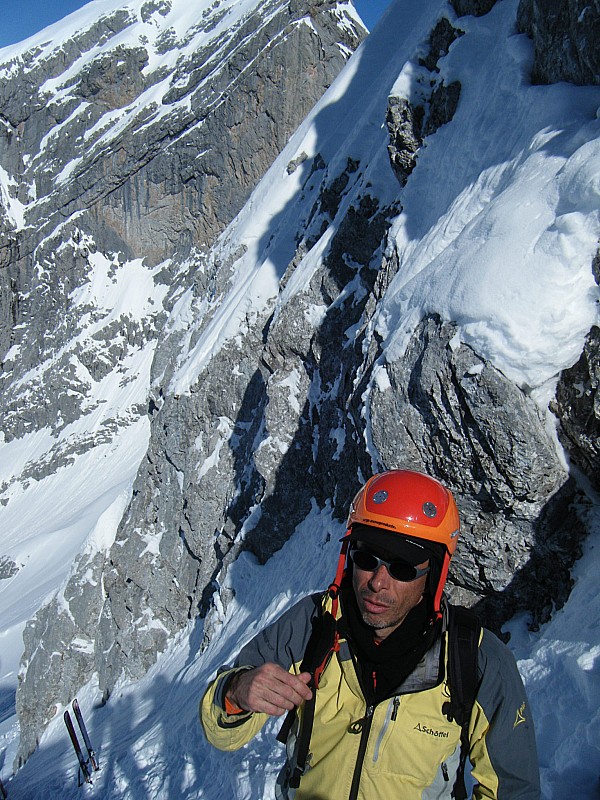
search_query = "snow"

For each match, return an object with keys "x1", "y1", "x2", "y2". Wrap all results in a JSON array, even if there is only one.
[
  {"x1": 0, "y1": 0, "x2": 599, "y2": 797},
  {"x1": 505, "y1": 501, "x2": 600, "y2": 798},
  {"x1": 0, "y1": 237, "x2": 167, "y2": 760},
  {"x1": 276, "y1": 368, "x2": 303, "y2": 415},
  {"x1": 380, "y1": 10, "x2": 600, "y2": 395},
  {"x1": 0, "y1": 164, "x2": 26, "y2": 230}
]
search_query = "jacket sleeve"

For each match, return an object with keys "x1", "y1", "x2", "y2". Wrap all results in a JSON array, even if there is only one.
[
  {"x1": 469, "y1": 629, "x2": 541, "y2": 799},
  {"x1": 200, "y1": 593, "x2": 321, "y2": 751}
]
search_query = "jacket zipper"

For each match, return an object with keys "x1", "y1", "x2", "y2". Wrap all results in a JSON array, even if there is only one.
[
  {"x1": 372, "y1": 697, "x2": 400, "y2": 763},
  {"x1": 348, "y1": 705, "x2": 374, "y2": 800}
]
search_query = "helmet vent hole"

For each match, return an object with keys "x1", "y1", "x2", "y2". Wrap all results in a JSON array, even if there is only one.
[
  {"x1": 372, "y1": 490, "x2": 388, "y2": 504},
  {"x1": 422, "y1": 502, "x2": 437, "y2": 518}
]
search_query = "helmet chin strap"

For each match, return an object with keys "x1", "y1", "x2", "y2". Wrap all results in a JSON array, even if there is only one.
[{"x1": 432, "y1": 550, "x2": 451, "y2": 619}]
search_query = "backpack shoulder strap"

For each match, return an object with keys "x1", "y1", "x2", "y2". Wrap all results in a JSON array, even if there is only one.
[
  {"x1": 276, "y1": 592, "x2": 338, "y2": 787},
  {"x1": 443, "y1": 603, "x2": 482, "y2": 800}
]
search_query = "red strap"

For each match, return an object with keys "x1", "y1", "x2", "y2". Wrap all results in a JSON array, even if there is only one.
[
  {"x1": 313, "y1": 657, "x2": 328, "y2": 689},
  {"x1": 307, "y1": 533, "x2": 352, "y2": 687},
  {"x1": 326, "y1": 532, "x2": 350, "y2": 656},
  {"x1": 328, "y1": 532, "x2": 350, "y2": 601}
]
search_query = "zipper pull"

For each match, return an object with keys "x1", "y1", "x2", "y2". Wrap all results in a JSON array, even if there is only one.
[
  {"x1": 391, "y1": 697, "x2": 400, "y2": 721},
  {"x1": 348, "y1": 705, "x2": 375, "y2": 734},
  {"x1": 441, "y1": 762, "x2": 449, "y2": 782}
]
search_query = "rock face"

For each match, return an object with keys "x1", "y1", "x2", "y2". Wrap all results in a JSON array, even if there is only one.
[
  {"x1": 369, "y1": 315, "x2": 581, "y2": 630},
  {"x1": 0, "y1": 0, "x2": 360, "y2": 270},
  {"x1": 0, "y1": 0, "x2": 362, "y2": 417},
  {"x1": 517, "y1": 0, "x2": 600, "y2": 85},
  {"x1": 553, "y1": 251, "x2": 600, "y2": 490},
  {"x1": 2, "y1": 0, "x2": 598, "y2": 773}
]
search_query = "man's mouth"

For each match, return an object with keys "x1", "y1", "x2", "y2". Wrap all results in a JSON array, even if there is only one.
[{"x1": 360, "y1": 595, "x2": 391, "y2": 614}]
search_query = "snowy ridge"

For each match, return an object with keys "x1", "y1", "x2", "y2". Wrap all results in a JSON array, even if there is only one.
[
  {"x1": 168, "y1": 0, "x2": 450, "y2": 395},
  {"x1": 0, "y1": 0, "x2": 362, "y2": 722},
  {"x1": 380, "y1": 9, "x2": 600, "y2": 395},
  {"x1": 170, "y1": 0, "x2": 599, "y2": 398},
  {"x1": 0, "y1": 231, "x2": 167, "y2": 719}
]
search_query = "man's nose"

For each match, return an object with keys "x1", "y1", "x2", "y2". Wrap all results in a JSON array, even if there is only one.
[{"x1": 367, "y1": 564, "x2": 391, "y2": 590}]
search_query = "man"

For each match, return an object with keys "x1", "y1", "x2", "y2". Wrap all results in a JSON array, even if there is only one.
[{"x1": 201, "y1": 469, "x2": 540, "y2": 799}]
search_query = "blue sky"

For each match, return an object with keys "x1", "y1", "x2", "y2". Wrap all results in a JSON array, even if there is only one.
[
  {"x1": 0, "y1": 0, "x2": 90, "y2": 47},
  {"x1": 354, "y1": 0, "x2": 393, "y2": 31},
  {"x1": 0, "y1": 0, "x2": 393, "y2": 49}
]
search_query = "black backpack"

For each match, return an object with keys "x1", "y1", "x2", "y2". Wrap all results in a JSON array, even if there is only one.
[{"x1": 277, "y1": 598, "x2": 481, "y2": 799}]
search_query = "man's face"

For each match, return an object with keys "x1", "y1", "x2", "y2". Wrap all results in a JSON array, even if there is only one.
[{"x1": 351, "y1": 544, "x2": 429, "y2": 641}]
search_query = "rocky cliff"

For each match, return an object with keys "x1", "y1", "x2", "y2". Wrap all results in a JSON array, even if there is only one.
[{"x1": 0, "y1": 0, "x2": 598, "y2": 771}]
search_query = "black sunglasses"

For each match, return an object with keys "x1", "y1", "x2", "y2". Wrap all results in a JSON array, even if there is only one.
[{"x1": 350, "y1": 547, "x2": 430, "y2": 582}]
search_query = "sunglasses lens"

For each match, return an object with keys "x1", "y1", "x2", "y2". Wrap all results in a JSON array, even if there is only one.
[
  {"x1": 351, "y1": 550, "x2": 379, "y2": 572},
  {"x1": 388, "y1": 561, "x2": 418, "y2": 581},
  {"x1": 351, "y1": 548, "x2": 419, "y2": 581}
]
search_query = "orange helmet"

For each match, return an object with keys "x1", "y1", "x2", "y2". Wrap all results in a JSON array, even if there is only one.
[
  {"x1": 336, "y1": 470, "x2": 460, "y2": 617},
  {"x1": 347, "y1": 469, "x2": 460, "y2": 555}
]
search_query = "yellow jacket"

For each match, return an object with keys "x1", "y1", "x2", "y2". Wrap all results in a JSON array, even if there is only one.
[{"x1": 201, "y1": 593, "x2": 540, "y2": 799}]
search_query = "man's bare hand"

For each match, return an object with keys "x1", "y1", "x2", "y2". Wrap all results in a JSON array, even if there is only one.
[{"x1": 226, "y1": 664, "x2": 313, "y2": 716}]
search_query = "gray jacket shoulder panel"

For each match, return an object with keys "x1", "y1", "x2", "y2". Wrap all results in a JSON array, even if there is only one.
[
  {"x1": 476, "y1": 629, "x2": 528, "y2": 713},
  {"x1": 233, "y1": 592, "x2": 323, "y2": 671},
  {"x1": 475, "y1": 629, "x2": 541, "y2": 799}
]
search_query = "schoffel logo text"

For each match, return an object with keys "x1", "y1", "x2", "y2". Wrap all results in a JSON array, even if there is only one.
[{"x1": 414, "y1": 722, "x2": 450, "y2": 738}]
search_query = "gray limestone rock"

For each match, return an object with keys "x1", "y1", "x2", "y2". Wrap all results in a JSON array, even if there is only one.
[
  {"x1": 386, "y1": 17, "x2": 464, "y2": 188},
  {"x1": 386, "y1": 98, "x2": 425, "y2": 187},
  {"x1": 0, "y1": 556, "x2": 19, "y2": 579},
  {"x1": 554, "y1": 329, "x2": 600, "y2": 488},
  {"x1": 15, "y1": 548, "x2": 106, "y2": 768},
  {"x1": 451, "y1": 0, "x2": 499, "y2": 16},
  {"x1": 517, "y1": 0, "x2": 600, "y2": 85},
  {"x1": 419, "y1": 16, "x2": 465, "y2": 72},
  {"x1": 552, "y1": 248, "x2": 600, "y2": 489},
  {"x1": 369, "y1": 315, "x2": 580, "y2": 629},
  {"x1": 91, "y1": 179, "x2": 397, "y2": 700}
]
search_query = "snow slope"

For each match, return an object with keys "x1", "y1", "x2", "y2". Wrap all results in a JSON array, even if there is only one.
[
  {"x1": 0, "y1": 250, "x2": 167, "y2": 721},
  {"x1": 0, "y1": 0, "x2": 599, "y2": 797}
]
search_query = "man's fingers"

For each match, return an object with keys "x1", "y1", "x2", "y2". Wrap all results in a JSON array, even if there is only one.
[
  {"x1": 248, "y1": 666, "x2": 312, "y2": 712},
  {"x1": 274, "y1": 668, "x2": 313, "y2": 701},
  {"x1": 227, "y1": 664, "x2": 313, "y2": 716}
]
